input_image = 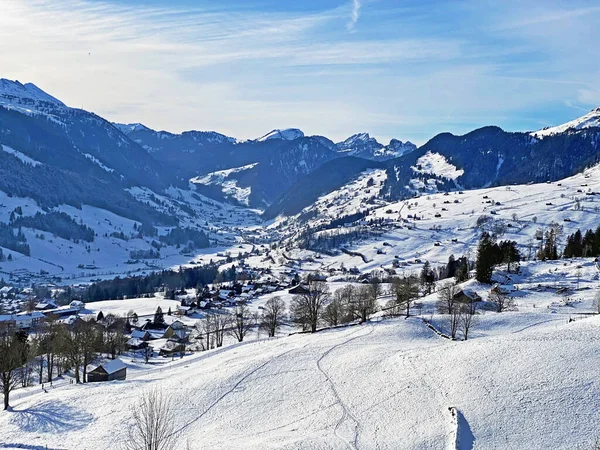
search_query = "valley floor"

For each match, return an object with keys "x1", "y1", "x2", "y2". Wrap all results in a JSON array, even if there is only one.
[{"x1": 1, "y1": 311, "x2": 599, "y2": 449}]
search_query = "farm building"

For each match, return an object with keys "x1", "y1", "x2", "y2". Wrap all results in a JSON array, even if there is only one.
[
  {"x1": 87, "y1": 358, "x2": 127, "y2": 382},
  {"x1": 453, "y1": 289, "x2": 482, "y2": 303}
]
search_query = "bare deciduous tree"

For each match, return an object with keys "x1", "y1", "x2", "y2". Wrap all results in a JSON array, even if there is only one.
[
  {"x1": 199, "y1": 312, "x2": 230, "y2": 349},
  {"x1": 260, "y1": 296, "x2": 286, "y2": 337},
  {"x1": 393, "y1": 276, "x2": 419, "y2": 317},
  {"x1": 489, "y1": 292, "x2": 513, "y2": 312},
  {"x1": 291, "y1": 280, "x2": 330, "y2": 332},
  {"x1": 0, "y1": 327, "x2": 25, "y2": 410},
  {"x1": 124, "y1": 388, "x2": 178, "y2": 450},
  {"x1": 460, "y1": 298, "x2": 478, "y2": 340},
  {"x1": 229, "y1": 304, "x2": 256, "y2": 342},
  {"x1": 351, "y1": 285, "x2": 378, "y2": 323},
  {"x1": 436, "y1": 281, "x2": 460, "y2": 314},
  {"x1": 437, "y1": 282, "x2": 461, "y2": 339}
]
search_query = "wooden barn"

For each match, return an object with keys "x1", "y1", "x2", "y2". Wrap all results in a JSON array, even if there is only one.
[{"x1": 87, "y1": 358, "x2": 127, "y2": 382}]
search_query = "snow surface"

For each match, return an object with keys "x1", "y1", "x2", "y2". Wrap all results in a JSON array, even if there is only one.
[
  {"x1": 412, "y1": 151, "x2": 464, "y2": 180},
  {"x1": 83, "y1": 153, "x2": 115, "y2": 173},
  {"x1": 1, "y1": 145, "x2": 42, "y2": 167},
  {"x1": 532, "y1": 107, "x2": 600, "y2": 137},
  {"x1": 1, "y1": 313, "x2": 599, "y2": 449},
  {"x1": 191, "y1": 163, "x2": 258, "y2": 206}
]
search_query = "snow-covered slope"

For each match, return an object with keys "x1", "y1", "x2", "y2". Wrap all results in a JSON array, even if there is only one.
[
  {"x1": 1, "y1": 314, "x2": 598, "y2": 449},
  {"x1": 411, "y1": 151, "x2": 464, "y2": 180},
  {"x1": 256, "y1": 128, "x2": 305, "y2": 141},
  {"x1": 266, "y1": 160, "x2": 600, "y2": 277},
  {"x1": 190, "y1": 164, "x2": 258, "y2": 206},
  {"x1": 532, "y1": 107, "x2": 600, "y2": 137}
]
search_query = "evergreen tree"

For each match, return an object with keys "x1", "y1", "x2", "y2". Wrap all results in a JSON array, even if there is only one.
[
  {"x1": 476, "y1": 232, "x2": 496, "y2": 283},
  {"x1": 499, "y1": 240, "x2": 520, "y2": 273},
  {"x1": 153, "y1": 306, "x2": 165, "y2": 325},
  {"x1": 420, "y1": 261, "x2": 435, "y2": 294},
  {"x1": 446, "y1": 254, "x2": 457, "y2": 279}
]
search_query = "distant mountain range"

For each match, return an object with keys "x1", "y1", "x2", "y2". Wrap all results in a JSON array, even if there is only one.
[{"x1": 2, "y1": 77, "x2": 600, "y2": 223}]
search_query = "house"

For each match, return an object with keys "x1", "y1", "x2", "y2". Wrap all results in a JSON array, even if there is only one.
[
  {"x1": 87, "y1": 358, "x2": 127, "y2": 382},
  {"x1": 170, "y1": 328, "x2": 189, "y2": 343},
  {"x1": 453, "y1": 289, "x2": 482, "y2": 303},
  {"x1": 127, "y1": 338, "x2": 148, "y2": 351},
  {"x1": 491, "y1": 284, "x2": 516, "y2": 295},
  {"x1": 169, "y1": 320, "x2": 186, "y2": 330},
  {"x1": 159, "y1": 340, "x2": 186, "y2": 357},
  {"x1": 177, "y1": 305, "x2": 191, "y2": 316},
  {"x1": 35, "y1": 300, "x2": 58, "y2": 311},
  {"x1": 69, "y1": 300, "x2": 85, "y2": 310},
  {"x1": 288, "y1": 284, "x2": 310, "y2": 295},
  {"x1": 0, "y1": 311, "x2": 46, "y2": 330},
  {"x1": 0, "y1": 315, "x2": 16, "y2": 331},
  {"x1": 130, "y1": 329, "x2": 151, "y2": 341},
  {"x1": 0, "y1": 286, "x2": 16, "y2": 298}
]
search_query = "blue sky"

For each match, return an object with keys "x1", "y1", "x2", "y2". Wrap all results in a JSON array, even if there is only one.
[{"x1": 2, "y1": 0, "x2": 599, "y2": 145}]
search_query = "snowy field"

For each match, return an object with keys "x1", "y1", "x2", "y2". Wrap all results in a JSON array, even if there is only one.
[{"x1": 0, "y1": 312, "x2": 599, "y2": 449}]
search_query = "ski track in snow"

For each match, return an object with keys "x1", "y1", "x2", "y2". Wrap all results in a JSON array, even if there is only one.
[{"x1": 315, "y1": 324, "x2": 375, "y2": 449}]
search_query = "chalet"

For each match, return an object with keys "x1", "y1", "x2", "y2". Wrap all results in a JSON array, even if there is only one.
[
  {"x1": 159, "y1": 340, "x2": 186, "y2": 357},
  {"x1": 87, "y1": 358, "x2": 127, "y2": 382},
  {"x1": 127, "y1": 338, "x2": 148, "y2": 350},
  {"x1": 169, "y1": 320, "x2": 186, "y2": 330},
  {"x1": 288, "y1": 284, "x2": 310, "y2": 295},
  {"x1": 177, "y1": 305, "x2": 191, "y2": 316},
  {"x1": 131, "y1": 329, "x2": 151, "y2": 341},
  {"x1": 491, "y1": 284, "x2": 516, "y2": 295},
  {"x1": 0, "y1": 286, "x2": 16, "y2": 298},
  {"x1": 35, "y1": 300, "x2": 58, "y2": 311},
  {"x1": 453, "y1": 289, "x2": 482, "y2": 303}
]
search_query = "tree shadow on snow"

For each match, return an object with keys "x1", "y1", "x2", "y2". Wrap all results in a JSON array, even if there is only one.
[
  {"x1": 9, "y1": 400, "x2": 92, "y2": 433},
  {"x1": 0, "y1": 444, "x2": 66, "y2": 450},
  {"x1": 457, "y1": 410, "x2": 475, "y2": 450}
]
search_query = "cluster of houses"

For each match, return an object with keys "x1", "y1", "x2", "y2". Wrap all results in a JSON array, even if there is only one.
[
  {"x1": 127, "y1": 318, "x2": 190, "y2": 357},
  {"x1": 0, "y1": 300, "x2": 85, "y2": 331}
]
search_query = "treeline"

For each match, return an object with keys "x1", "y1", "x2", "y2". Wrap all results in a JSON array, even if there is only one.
[
  {"x1": 129, "y1": 249, "x2": 160, "y2": 260},
  {"x1": 298, "y1": 227, "x2": 382, "y2": 252},
  {"x1": 159, "y1": 227, "x2": 209, "y2": 250},
  {"x1": 85, "y1": 264, "x2": 221, "y2": 302},
  {"x1": 563, "y1": 227, "x2": 600, "y2": 258},
  {"x1": 0, "y1": 222, "x2": 30, "y2": 256},
  {"x1": 13, "y1": 212, "x2": 95, "y2": 243}
]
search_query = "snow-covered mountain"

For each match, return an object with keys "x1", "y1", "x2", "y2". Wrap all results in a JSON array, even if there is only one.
[
  {"x1": 112, "y1": 122, "x2": 152, "y2": 134},
  {"x1": 532, "y1": 107, "x2": 600, "y2": 137},
  {"x1": 0, "y1": 78, "x2": 65, "y2": 109},
  {"x1": 256, "y1": 128, "x2": 305, "y2": 141},
  {"x1": 336, "y1": 133, "x2": 416, "y2": 161}
]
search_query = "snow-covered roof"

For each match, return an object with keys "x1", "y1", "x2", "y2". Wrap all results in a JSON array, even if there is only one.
[
  {"x1": 131, "y1": 329, "x2": 149, "y2": 339},
  {"x1": 96, "y1": 358, "x2": 126, "y2": 375}
]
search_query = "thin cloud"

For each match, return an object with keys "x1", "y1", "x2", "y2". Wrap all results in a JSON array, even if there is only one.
[{"x1": 347, "y1": 0, "x2": 361, "y2": 30}]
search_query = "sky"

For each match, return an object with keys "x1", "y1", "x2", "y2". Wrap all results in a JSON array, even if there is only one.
[{"x1": 1, "y1": 0, "x2": 599, "y2": 145}]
